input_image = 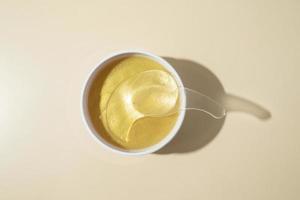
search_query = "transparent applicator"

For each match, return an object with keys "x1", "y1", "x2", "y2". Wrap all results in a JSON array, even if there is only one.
[{"x1": 101, "y1": 70, "x2": 226, "y2": 142}]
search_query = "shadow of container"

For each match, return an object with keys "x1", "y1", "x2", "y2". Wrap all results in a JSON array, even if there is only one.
[
  {"x1": 157, "y1": 57, "x2": 271, "y2": 155},
  {"x1": 157, "y1": 57, "x2": 226, "y2": 154}
]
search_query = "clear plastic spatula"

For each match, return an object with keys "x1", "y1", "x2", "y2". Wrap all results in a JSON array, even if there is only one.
[{"x1": 102, "y1": 70, "x2": 226, "y2": 142}]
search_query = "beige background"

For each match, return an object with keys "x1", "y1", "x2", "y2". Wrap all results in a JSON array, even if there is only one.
[{"x1": 0, "y1": 0, "x2": 299, "y2": 199}]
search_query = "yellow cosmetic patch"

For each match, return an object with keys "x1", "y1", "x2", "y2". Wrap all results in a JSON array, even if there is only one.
[
  {"x1": 98, "y1": 55, "x2": 179, "y2": 149},
  {"x1": 105, "y1": 70, "x2": 178, "y2": 143}
]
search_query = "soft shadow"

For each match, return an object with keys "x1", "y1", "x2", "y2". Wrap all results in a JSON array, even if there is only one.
[
  {"x1": 157, "y1": 57, "x2": 271, "y2": 154},
  {"x1": 157, "y1": 57, "x2": 226, "y2": 154},
  {"x1": 223, "y1": 94, "x2": 271, "y2": 120}
]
